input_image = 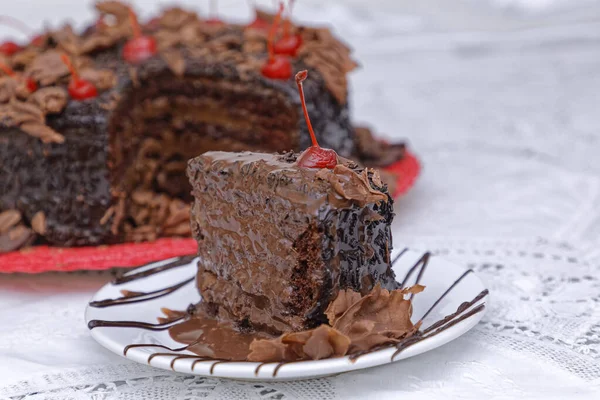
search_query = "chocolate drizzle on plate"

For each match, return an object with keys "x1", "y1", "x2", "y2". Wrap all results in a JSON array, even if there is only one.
[
  {"x1": 90, "y1": 276, "x2": 194, "y2": 308},
  {"x1": 112, "y1": 255, "x2": 196, "y2": 285},
  {"x1": 87, "y1": 250, "x2": 489, "y2": 377}
]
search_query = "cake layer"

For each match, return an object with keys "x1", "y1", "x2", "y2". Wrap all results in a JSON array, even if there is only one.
[{"x1": 187, "y1": 151, "x2": 398, "y2": 333}]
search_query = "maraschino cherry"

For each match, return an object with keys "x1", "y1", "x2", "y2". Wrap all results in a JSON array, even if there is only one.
[
  {"x1": 273, "y1": 0, "x2": 302, "y2": 56},
  {"x1": 295, "y1": 70, "x2": 337, "y2": 169},
  {"x1": 0, "y1": 62, "x2": 37, "y2": 92},
  {"x1": 122, "y1": 7, "x2": 157, "y2": 64},
  {"x1": 60, "y1": 54, "x2": 97, "y2": 100},
  {"x1": 0, "y1": 41, "x2": 20, "y2": 56},
  {"x1": 261, "y1": 3, "x2": 291, "y2": 80}
]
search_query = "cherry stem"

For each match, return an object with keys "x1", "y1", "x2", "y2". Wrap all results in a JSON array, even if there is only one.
[
  {"x1": 295, "y1": 70, "x2": 319, "y2": 148},
  {"x1": 0, "y1": 62, "x2": 15, "y2": 77},
  {"x1": 283, "y1": 0, "x2": 295, "y2": 37},
  {"x1": 0, "y1": 15, "x2": 33, "y2": 36},
  {"x1": 128, "y1": 7, "x2": 141, "y2": 38},
  {"x1": 267, "y1": 2, "x2": 284, "y2": 63},
  {"x1": 60, "y1": 54, "x2": 79, "y2": 84}
]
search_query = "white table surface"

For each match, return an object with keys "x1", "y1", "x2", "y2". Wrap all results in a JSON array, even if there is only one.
[{"x1": 1, "y1": 1, "x2": 600, "y2": 399}]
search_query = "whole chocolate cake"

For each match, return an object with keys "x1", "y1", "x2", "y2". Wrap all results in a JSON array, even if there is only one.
[{"x1": 0, "y1": 1, "x2": 405, "y2": 252}]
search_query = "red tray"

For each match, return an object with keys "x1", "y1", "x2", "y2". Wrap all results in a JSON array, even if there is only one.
[{"x1": 0, "y1": 152, "x2": 420, "y2": 273}]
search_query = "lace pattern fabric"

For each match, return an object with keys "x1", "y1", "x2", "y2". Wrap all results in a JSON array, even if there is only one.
[{"x1": 1, "y1": 0, "x2": 600, "y2": 398}]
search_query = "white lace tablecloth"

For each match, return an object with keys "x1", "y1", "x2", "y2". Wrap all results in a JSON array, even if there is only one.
[{"x1": 1, "y1": 0, "x2": 600, "y2": 399}]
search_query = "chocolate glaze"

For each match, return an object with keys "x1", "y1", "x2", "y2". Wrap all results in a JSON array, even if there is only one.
[
  {"x1": 87, "y1": 249, "x2": 488, "y2": 377},
  {"x1": 188, "y1": 151, "x2": 397, "y2": 333}
]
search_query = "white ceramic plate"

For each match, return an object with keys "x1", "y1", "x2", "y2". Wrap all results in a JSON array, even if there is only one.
[{"x1": 85, "y1": 249, "x2": 489, "y2": 381}]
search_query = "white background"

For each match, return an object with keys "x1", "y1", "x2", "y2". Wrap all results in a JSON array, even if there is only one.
[{"x1": 1, "y1": 1, "x2": 600, "y2": 399}]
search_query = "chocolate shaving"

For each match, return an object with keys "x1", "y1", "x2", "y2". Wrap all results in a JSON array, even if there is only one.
[
  {"x1": 25, "y1": 50, "x2": 70, "y2": 86},
  {"x1": 0, "y1": 209, "x2": 22, "y2": 234},
  {"x1": 298, "y1": 27, "x2": 358, "y2": 104},
  {"x1": 327, "y1": 284, "x2": 424, "y2": 352},
  {"x1": 0, "y1": 224, "x2": 35, "y2": 253},
  {"x1": 79, "y1": 68, "x2": 117, "y2": 91},
  {"x1": 0, "y1": 77, "x2": 18, "y2": 103},
  {"x1": 95, "y1": 1, "x2": 130, "y2": 22},
  {"x1": 10, "y1": 48, "x2": 41, "y2": 68},
  {"x1": 354, "y1": 126, "x2": 406, "y2": 167},
  {"x1": 160, "y1": 49, "x2": 186, "y2": 77},
  {"x1": 248, "y1": 325, "x2": 350, "y2": 362},
  {"x1": 51, "y1": 25, "x2": 82, "y2": 55},
  {"x1": 248, "y1": 284, "x2": 424, "y2": 362},
  {"x1": 31, "y1": 211, "x2": 46, "y2": 235},
  {"x1": 159, "y1": 7, "x2": 198, "y2": 30},
  {"x1": 28, "y1": 87, "x2": 68, "y2": 114},
  {"x1": 316, "y1": 164, "x2": 388, "y2": 207},
  {"x1": 20, "y1": 122, "x2": 65, "y2": 144}
]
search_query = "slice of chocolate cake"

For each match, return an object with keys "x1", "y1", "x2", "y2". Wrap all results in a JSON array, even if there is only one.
[
  {"x1": 187, "y1": 150, "x2": 398, "y2": 333},
  {"x1": 0, "y1": 1, "x2": 405, "y2": 251},
  {"x1": 187, "y1": 71, "x2": 398, "y2": 333}
]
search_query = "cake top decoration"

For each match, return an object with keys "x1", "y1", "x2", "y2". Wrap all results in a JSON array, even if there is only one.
[
  {"x1": 60, "y1": 54, "x2": 98, "y2": 100},
  {"x1": 122, "y1": 7, "x2": 158, "y2": 64},
  {"x1": 295, "y1": 70, "x2": 338, "y2": 169},
  {"x1": 260, "y1": 2, "x2": 292, "y2": 80}
]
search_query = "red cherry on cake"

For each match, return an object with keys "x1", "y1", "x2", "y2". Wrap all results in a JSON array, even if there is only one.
[
  {"x1": 261, "y1": 3, "x2": 291, "y2": 80},
  {"x1": 274, "y1": 0, "x2": 302, "y2": 57},
  {"x1": 295, "y1": 70, "x2": 338, "y2": 169},
  {"x1": 261, "y1": 56, "x2": 292, "y2": 80},
  {"x1": 0, "y1": 41, "x2": 21, "y2": 56},
  {"x1": 122, "y1": 7, "x2": 157, "y2": 64},
  {"x1": 273, "y1": 34, "x2": 302, "y2": 57},
  {"x1": 0, "y1": 61, "x2": 37, "y2": 92},
  {"x1": 60, "y1": 54, "x2": 97, "y2": 100}
]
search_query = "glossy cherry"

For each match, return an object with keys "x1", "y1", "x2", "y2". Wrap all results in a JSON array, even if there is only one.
[
  {"x1": 61, "y1": 54, "x2": 97, "y2": 100},
  {"x1": 273, "y1": 34, "x2": 302, "y2": 57},
  {"x1": 0, "y1": 41, "x2": 21, "y2": 56},
  {"x1": 261, "y1": 3, "x2": 291, "y2": 80},
  {"x1": 0, "y1": 62, "x2": 37, "y2": 92},
  {"x1": 261, "y1": 56, "x2": 292, "y2": 79},
  {"x1": 295, "y1": 70, "x2": 338, "y2": 169},
  {"x1": 122, "y1": 8, "x2": 157, "y2": 64}
]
